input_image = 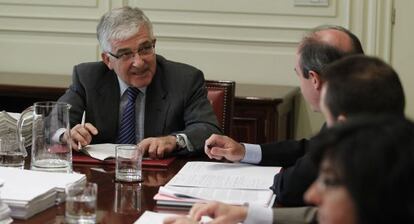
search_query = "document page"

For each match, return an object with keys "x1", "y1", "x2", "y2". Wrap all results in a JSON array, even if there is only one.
[
  {"x1": 160, "y1": 186, "x2": 273, "y2": 206},
  {"x1": 167, "y1": 162, "x2": 281, "y2": 190},
  {"x1": 82, "y1": 143, "x2": 116, "y2": 160},
  {"x1": 135, "y1": 211, "x2": 212, "y2": 224}
]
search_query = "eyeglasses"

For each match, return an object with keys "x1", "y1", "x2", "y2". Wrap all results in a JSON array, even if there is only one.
[{"x1": 108, "y1": 40, "x2": 155, "y2": 61}]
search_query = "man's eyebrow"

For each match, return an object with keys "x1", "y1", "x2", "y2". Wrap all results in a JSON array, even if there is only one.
[{"x1": 115, "y1": 48, "x2": 132, "y2": 54}]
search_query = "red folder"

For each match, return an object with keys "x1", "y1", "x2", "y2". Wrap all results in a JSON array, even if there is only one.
[{"x1": 72, "y1": 152, "x2": 176, "y2": 167}]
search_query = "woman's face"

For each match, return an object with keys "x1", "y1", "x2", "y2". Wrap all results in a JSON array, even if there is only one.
[{"x1": 304, "y1": 159, "x2": 357, "y2": 224}]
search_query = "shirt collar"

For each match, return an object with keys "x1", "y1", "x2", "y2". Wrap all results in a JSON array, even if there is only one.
[{"x1": 117, "y1": 76, "x2": 147, "y2": 96}]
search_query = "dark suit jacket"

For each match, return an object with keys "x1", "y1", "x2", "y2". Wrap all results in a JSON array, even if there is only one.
[
  {"x1": 260, "y1": 125, "x2": 326, "y2": 206},
  {"x1": 58, "y1": 55, "x2": 222, "y2": 153}
]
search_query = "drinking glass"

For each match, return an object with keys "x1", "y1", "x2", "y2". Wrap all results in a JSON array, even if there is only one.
[
  {"x1": 115, "y1": 144, "x2": 142, "y2": 182},
  {"x1": 65, "y1": 182, "x2": 97, "y2": 224},
  {"x1": 0, "y1": 133, "x2": 26, "y2": 169}
]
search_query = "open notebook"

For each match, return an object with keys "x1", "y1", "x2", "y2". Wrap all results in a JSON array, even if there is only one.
[{"x1": 72, "y1": 143, "x2": 176, "y2": 167}]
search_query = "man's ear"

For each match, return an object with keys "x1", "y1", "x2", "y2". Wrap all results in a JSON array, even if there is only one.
[
  {"x1": 336, "y1": 114, "x2": 347, "y2": 124},
  {"x1": 101, "y1": 52, "x2": 113, "y2": 70},
  {"x1": 308, "y1": 71, "x2": 323, "y2": 91}
]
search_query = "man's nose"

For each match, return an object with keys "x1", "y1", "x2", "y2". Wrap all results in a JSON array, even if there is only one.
[{"x1": 131, "y1": 53, "x2": 145, "y2": 67}]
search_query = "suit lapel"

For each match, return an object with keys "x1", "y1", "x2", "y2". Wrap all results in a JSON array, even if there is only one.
[
  {"x1": 144, "y1": 65, "x2": 169, "y2": 137},
  {"x1": 95, "y1": 69, "x2": 120, "y2": 142}
]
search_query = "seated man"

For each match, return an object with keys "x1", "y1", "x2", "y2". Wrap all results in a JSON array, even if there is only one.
[
  {"x1": 166, "y1": 115, "x2": 414, "y2": 224},
  {"x1": 164, "y1": 55, "x2": 406, "y2": 224},
  {"x1": 205, "y1": 25, "x2": 364, "y2": 206},
  {"x1": 58, "y1": 6, "x2": 221, "y2": 158}
]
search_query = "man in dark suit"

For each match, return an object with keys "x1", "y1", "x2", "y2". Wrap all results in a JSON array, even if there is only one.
[
  {"x1": 58, "y1": 6, "x2": 221, "y2": 158},
  {"x1": 164, "y1": 55, "x2": 406, "y2": 224},
  {"x1": 204, "y1": 25, "x2": 365, "y2": 206}
]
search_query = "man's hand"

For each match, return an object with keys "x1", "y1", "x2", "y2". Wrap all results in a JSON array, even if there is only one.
[
  {"x1": 163, "y1": 216, "x2": 197, "y2": 224},
  {"x1": 204, "y1": 134, "x2": 246, "y2": 162},
  {"x1": 189, "y1": 202, "x2": 247, "y2": 224},
  {"x1": 69, "y1": 123, "x2": 98, "y2": 150},
  {"x1": 139, "y1": 136, "x2": 176, "y2": 159}
]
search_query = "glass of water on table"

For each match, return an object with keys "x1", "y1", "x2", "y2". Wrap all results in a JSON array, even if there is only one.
[
  {"x1": 65, "y1": 182, "x2": 97, "y2": 224},
  {"x1": 115, "y1": 144, "x2": 143, "y2": 182}
]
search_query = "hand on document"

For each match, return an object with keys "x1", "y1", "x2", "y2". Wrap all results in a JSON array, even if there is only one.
[
  {"x1": 163, "y1": 202, "x2": 246, "y2": 224},
  {"x1": 204, "y1": 134, "x2": 246, "y2": 162},
  {"x1": 69, "y1": 122, "x2": 98, "y2": 151}
]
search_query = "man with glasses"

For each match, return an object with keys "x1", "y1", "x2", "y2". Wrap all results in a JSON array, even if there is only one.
[{"x1": 58, "y1": 6, "x2": 221, "y2": 158}]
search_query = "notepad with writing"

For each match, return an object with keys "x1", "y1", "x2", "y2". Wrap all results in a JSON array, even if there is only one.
[
  {"x1": 154, "y1": 161, "x2": 280, "y2": 208},
  {"x1": 72, "y1": 143, "x2": 176, "y2": 167}
]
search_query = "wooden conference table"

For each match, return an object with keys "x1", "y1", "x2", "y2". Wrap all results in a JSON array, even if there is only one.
[{"x1": 14, "y1": 158, "x2": 193, "y2": 224}]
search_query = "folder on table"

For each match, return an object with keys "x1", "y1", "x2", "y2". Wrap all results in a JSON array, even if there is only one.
[{"x1": 72, "y1": 143, "x2": 176, "y2": 167}]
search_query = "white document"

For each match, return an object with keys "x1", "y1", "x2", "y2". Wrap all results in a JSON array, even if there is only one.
[
  {"x1": 167, "y1": 161, "x2": 281, "y2": 190},
  {"x1": 82, "y1": 143, "x2": 117, "y2": 160},
  {"x1": 159, "y1": 186, "x2": 273, "y2": 206},
  {"x1": 135, "y1": 211, "x2": 178, "y2": 224},
  {"x1": 135, "y1": 211, "x2": 212, "y2": 224},
  {"x1": 156, "y1": 161, "x2": 281, "y2": 208}
]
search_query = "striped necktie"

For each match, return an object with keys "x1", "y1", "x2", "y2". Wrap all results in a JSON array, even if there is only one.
[{"x1": 117, "y1": 87, "x2": 141, "y2": 144}]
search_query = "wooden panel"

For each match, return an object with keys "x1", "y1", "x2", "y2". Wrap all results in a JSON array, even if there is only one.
[
  {"x1": 0, "y1": 85, "x2": 66, "y2": 112},
  {"x1": 230, "y1": 84, "x2": 299, "y2": 143}
]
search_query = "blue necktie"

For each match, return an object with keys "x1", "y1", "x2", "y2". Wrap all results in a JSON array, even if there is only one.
[{"x1": 117, "y1": 87, "x2": 140, "y2": 144}]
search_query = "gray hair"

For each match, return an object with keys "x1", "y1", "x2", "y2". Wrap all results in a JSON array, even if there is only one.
[{"x1": 97, "y1": 6, "x2": 154, "y2": 52}]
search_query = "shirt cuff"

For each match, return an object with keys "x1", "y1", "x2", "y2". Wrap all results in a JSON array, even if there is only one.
[
  {"x1": 240, "y1": 143, "x2": 262, "y2": 164},
  {"x1": 179, "y1": 133, "x2": 194, "y2": 152},
  {"x1": 244, "y1": 204, "x2": 273, "y2": 224},
  {"x1": 52, "y1": 128, "x2": 66, "y2": 143}
]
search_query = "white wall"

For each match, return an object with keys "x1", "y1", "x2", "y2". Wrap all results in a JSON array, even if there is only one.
[{"x1": 0, "y1": 0, "x2": 399, "y2": 139}]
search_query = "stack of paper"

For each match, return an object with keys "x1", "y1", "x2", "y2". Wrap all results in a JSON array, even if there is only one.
[
  {"x1": 0, "y1": 178, "x2": 13, "y2": 224},
  {"x1": 0, "y1": 200, "x2": 12, "y2": 224},
  {"x1": 134, "y1": 211, "x2": 212, "y2": 224},
  {"x1": 0, "y1": 111, "x2": 32, "y2": 147},
  {"x1": 154, "y1": 161, "x2": 281, "y2": 208},
  {"x1": 0, "y1": 167, "x2": 86, "y2": 219}
]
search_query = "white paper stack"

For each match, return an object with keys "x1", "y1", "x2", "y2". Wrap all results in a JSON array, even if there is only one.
[
  {"x1": 0, "y1": 111, "x2": 32, "y2": 147},
  {"x1": 0, "y1": 167, "x2": 86, "y2": 219},
  {"x1": 134, "y1": 211, "x2": 212, "y2": 224},
  {"x1": 0, "y1": 178, "x2": 12, "y2": 224},
  {"x1": 154, "y1": 161, "x2": 281, "y2": 208}
]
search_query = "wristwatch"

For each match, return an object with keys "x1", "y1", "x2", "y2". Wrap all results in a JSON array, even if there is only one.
[{"x1": 175, "y1": 134, "x2": 187, "y2": 149}]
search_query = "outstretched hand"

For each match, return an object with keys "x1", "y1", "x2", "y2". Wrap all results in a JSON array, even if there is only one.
[{"x1": 204, "y1": 134, "x2": 246, "y2": 162}]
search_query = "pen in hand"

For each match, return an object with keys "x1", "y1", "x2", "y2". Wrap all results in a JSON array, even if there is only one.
[{"x1": 78, "y1": 111, "x2": 86, "y2": 150}]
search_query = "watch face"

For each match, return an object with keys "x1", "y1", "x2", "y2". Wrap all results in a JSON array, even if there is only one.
[{"x1": 176, "y1": 135, "x2": 186, "y2": 148}]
